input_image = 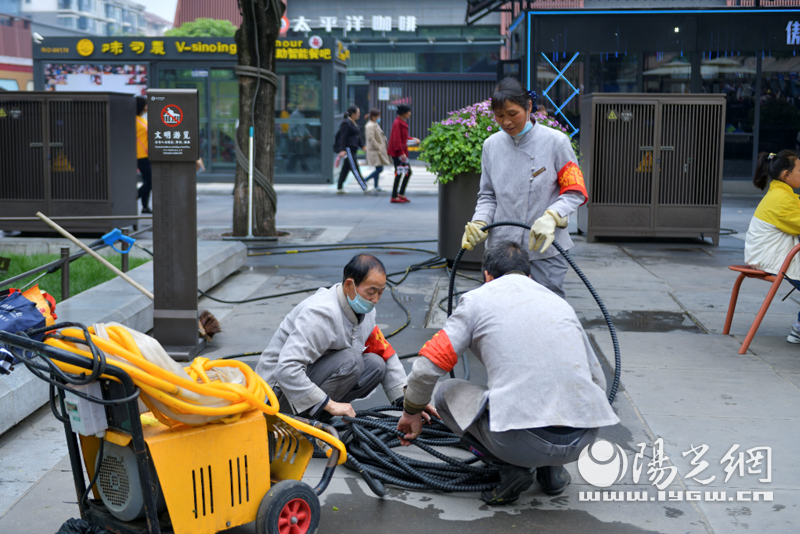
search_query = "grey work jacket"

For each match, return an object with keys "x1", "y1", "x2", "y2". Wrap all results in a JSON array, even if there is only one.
[
  {"x1": 472, "y1": 121, "x2": 584, "y2": 261},
  {"x1": 255, "y1": 284, "x2": 407, "y2": 414},
  {"x1": 404, "y1": 274, "x2": 620, "y2": 433}
]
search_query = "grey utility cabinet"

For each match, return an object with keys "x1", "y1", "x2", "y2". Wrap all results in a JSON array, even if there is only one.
[
  {"x1": 577, "y1": 93, "x2": 726, "y2": 245},
  {"x1": 0, "y1": 92, "x2": 136, "y2": 233}
]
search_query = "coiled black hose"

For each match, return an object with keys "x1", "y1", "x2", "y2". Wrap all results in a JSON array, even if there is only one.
[
  {"x1": 448, "y1": 221, "x2": 621, "y2": 404},
  {"x1": 340, "y1": 406, "x2": 499, "y2": 496}
]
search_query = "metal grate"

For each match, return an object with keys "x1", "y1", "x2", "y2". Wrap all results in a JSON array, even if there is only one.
[
  {"x1": 591, "y1": 103, "x2": 655, "y2": 205},
  {"x1": 49, "y1": 100, "x2": 108, "y2": 201},
  {"x1": 658, "y1": 103, "x2": 723, "y2": 206},
  {"x1": 0, "y1": 100, "x2": 44, "y2": 200},
  {"x1": 98, "y1": 453, "x2": 131, "y2": 509}
]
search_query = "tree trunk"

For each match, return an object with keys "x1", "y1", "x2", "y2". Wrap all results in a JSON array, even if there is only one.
[{"x1": 233, "y1": 0, "x2": 281, "y2": 236}]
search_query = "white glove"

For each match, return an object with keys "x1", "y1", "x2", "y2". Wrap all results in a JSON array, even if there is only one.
[
  {"x1": 461, "y1": 220, "x2": 488, "y2": 251},
  {"x1": 529, "y1": 210, "x2": 568, "y2": 253}
]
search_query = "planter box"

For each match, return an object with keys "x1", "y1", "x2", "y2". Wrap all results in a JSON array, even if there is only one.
[{"x1": 438, "y1": 172, "x2": 485, "y2": 269}]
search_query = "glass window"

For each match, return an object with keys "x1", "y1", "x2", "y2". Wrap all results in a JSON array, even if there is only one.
[
  {"x1": 209, "y1": 69, "x2": 238, "y2": 170},
  {"x1": 463, "y1": 52, "x2": 498, "y2": 74},
  {"x1": 58, "y1": 17, "x2": 77, "y2": 29},
  {"x1": 463, "y1": 26, "x2": 500, "y2": 38},
  {"x1": 701, "y1": 53, "x2": 758, "y2": 180},
  {"x1": 643, "y1": 53, "x2": 691, "y2": 93},
  {"x1": 418, "y1": 53, "x2": 459, "y2": 73},
  {"x1": 758, "y1": 52, "x2": 800, "y2": 156},
  {"x1": 335, "y1": 70, "x2": 345, "y2": 114},
  {"x1": 589, "y1": 53, "x2": 638, "y2": 93},
  {"x1": 274, "y1": 66, "x2": 323, "y2": 176},
  {"x1": 418, "y1": 27, "x2": 461, "y2": 38},
  {"x1": 0, "y1": 79, "x2": 19, "y2": 91},
  {"x1": 373, "y1": 53, "x2": 415, "y2": 73}
]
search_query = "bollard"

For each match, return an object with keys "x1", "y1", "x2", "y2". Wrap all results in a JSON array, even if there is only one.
[
  {"x1": 60, "y1": 247, "x2": 70, "y2": 300},
  {"x1": 121, "y1": 228, "x2": 130, "y2": 273}
]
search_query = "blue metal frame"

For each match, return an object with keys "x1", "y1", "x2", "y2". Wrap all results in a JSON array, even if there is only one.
[{"x1": 540, "y1": 52, "x2": 581, "y2": 138}]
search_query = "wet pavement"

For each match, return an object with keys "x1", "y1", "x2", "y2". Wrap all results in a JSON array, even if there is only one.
[{"x1": 2, "y1": 175, "x2": 798, "y2": 534}]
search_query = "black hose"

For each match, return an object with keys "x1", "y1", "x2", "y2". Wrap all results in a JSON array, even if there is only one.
[
  {"x1": 340, "y1": 406, "x2": 499, "y2": 495},
  {"x1": 449, "y1": 221, "x2": 621, "y2": 404},
  {"x1": 81, "y1": 438, "x2": 105, "y2": 506}
]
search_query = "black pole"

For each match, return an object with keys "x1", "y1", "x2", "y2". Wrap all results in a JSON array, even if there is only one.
[
  {"x1": 121, "y1": 228, "x2": 130, "y2": 273},
  {"x1": 60, "y1": 247, "x2": 70, "y2": 300}
]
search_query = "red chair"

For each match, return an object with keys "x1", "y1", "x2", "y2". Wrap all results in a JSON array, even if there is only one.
[{"x1": 724, "y1": 243, "x2": 800, "y2": 354}]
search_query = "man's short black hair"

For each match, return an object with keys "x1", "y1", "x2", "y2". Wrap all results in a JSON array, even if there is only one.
[
  {"x1": 343, "y1": 254, "x2": 386, "y2": 286},
  {"x1": 397, "y1": 104, "x2": 411, "y2": 116},
  {"x1": 482, "y1": 241, "x2": 530, "y2": 279}
]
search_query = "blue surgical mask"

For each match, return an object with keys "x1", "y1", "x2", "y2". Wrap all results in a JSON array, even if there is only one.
[
  {"x1": 347, "y1": 289, "x2": 375, "y2": 315},
  {"x1": 513, "y1": 121, "x2": 533, "y2": 138},
  {"x1": 376, "y1": 118, "x2": 381, "y2": 124}
]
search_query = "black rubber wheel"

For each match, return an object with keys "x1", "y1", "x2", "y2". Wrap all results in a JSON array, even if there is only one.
[{"x1": 255, "y1": 480, "x2": 320, "y2": 534}]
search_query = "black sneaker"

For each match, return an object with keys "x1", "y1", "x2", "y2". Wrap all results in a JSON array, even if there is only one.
[
  {"x1": 141, "y1": 207, "x2": 152, "y2": 214},
  {"x1": 536, "y1": 465, "x2": 571, "y2": 496},
  {"x1": 480, "y1": 465, "x2": 534, "y2": 505}
]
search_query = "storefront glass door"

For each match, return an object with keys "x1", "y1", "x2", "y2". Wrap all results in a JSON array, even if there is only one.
[
  {"x1": 701, "y1": 54, "x2": 758, "y2": 180},
  {"x1": 209, "y1": 68, "x2": 238, "y2": 172},
  {"x1": 643, "y1": 53, "x2": 691, "y2": 94},
  {"x1": 274, "y1": 65, "x2": 323, "y2": 176},
  {"x1": 758, "y1": 52, "x2": 800, "y2": 156}
]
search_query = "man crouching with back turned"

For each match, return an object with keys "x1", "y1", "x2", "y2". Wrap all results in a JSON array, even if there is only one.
[
  {"x1": 256, "y1": 254, "x2": 436, "y2": 422},
  {"x1": 397, "y1": 241, "x2": 619, "y2": 505}
]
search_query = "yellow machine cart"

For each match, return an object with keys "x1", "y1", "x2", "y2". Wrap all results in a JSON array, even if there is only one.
[{"x1": 0, "y1": 327, "x2": 345, "y2": 534}]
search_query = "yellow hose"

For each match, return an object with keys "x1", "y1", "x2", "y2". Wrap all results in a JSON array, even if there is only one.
[{"x1": 43, "y1": 326, "x2": 347, "y2": 464}]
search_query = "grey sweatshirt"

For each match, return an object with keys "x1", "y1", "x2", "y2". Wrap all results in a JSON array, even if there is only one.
[
  {"x1": 473, "y1": 121, "x2": 584, "y2": 260},
  {"x1": 256, "y1": 284, "x2": 407, "y2": 414},
  {"x1": 405, "y1": 274, "x2": 620, "y2": 433}
]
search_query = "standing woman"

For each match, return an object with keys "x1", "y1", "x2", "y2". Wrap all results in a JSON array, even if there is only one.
[
  {"x1": 135, "y1": 96, "x2": 152, "y2": 214},
  {"x1": 335, "y1": 105, "x2": 367, "y2": 194},
  {"x1": 461, "y1": 77, "x2": 587, "y2": 298},
  {"x1": 387, "y1": 104, "x2": 420, "y2": 204},
  {"x1": 364, "y1": 109, "x2": 392, "y2": 192}
]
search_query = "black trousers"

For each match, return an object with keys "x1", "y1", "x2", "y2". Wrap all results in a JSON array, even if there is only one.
[
  {"x1": 137, "y1": 157, "x2": 152, "y2": 209},
  {"x1": 337, "y1": 147, "x2": 366, "y2": 190},
  {"x1": 391, "y1": 156, "x2": 411, "y2": 198}
]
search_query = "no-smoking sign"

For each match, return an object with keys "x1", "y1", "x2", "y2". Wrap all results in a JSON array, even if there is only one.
[{"x1": 161, "y1": 105, "x2": 184, "y2": 127}]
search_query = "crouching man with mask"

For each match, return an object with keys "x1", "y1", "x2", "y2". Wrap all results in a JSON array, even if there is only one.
[
  {"x1": 256, "y1": 254, "x2": 437, "y2": 422},
  {"x1": 397, "y1": 241, "x2": 619, "y2": 505}
]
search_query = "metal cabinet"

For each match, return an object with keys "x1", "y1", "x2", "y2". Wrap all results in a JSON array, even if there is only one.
[
  {"x1": 577, "y1": 94, "x2": 726, "y2": 245},
  {"x1": 0, "y1": 92, "x2": 136, "y2": 233}
]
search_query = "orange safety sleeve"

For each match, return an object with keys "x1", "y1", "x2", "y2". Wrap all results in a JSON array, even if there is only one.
[
  {"x1": 364, "y1": 325, "x2": 396, "y2": 361},
  {"x1": 557, "y1": 161, "x2": 588, "y2": 205},
  {"x1": 419, "y1": 330, "x2": 458, "y2": 373}
]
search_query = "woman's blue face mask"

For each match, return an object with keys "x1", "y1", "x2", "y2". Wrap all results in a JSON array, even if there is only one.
[{"x1": 513, "y1": 121, "x2": 533, "y2": 138}]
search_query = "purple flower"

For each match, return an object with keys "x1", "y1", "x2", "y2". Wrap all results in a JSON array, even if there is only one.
[{"x1": 487, "y1": 126, "x2": 492, "y2": 131}]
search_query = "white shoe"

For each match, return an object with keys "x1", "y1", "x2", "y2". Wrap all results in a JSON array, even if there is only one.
[
  {"x1": 788, "y1": 326, "x2": 800, "y2": 344},
  {"x1": 336, "y1": 189, "x2": 348, "y2": 195},
  {"x1": 364, "y1": 186, "x2": 374, "y2": 194}
]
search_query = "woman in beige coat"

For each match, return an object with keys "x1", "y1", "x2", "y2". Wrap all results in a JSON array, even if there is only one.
[{"x1": 364, "y1": 109, "x2": 392, "y2": 192}]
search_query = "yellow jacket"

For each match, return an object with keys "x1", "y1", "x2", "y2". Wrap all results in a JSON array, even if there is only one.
[
  {"x1": 136, "y1": 116, "x2": 148, "y2": 159},
  {"x1": 745, "y1": 180, "x2": 800, "y2": 279}
]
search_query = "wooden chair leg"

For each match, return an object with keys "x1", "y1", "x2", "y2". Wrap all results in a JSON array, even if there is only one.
[
  {"x1": 723, "y1": 273, "x2": 747, "y2": 335},
  {"x1": 739, "y1": 277, "x2": 784, "y2": 354}
]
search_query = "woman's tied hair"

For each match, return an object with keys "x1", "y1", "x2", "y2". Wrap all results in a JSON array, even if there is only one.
[{"x1": 753, "y1": 150, "x2": 798, "y2": 190}]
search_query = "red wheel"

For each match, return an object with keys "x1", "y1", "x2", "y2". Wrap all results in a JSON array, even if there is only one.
[
  {"x1": 256, "y1": 480, "x2": 320, "y2": 534},
  {"x1": 278, "y1": 498, "x2": 311, "y2": 534}
]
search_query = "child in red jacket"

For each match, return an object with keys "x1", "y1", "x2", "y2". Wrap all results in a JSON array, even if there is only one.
[{"x1": 387, "y1": 104, "x2": 420, "y2": 203}]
